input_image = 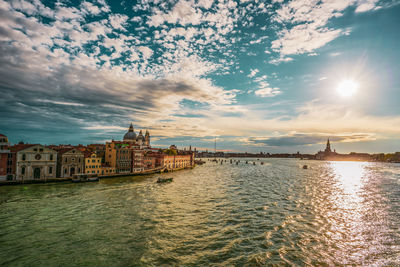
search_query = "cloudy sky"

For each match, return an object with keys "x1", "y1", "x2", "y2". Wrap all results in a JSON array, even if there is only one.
[{"x1": 1, "y1": 0, "x2": 399, "y2": 153}]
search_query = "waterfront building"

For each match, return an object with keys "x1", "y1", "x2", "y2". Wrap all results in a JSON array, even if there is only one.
[
  {"x1": 56, "y1": 148, "x2": 84, "y2": 178},
  {"x1": 161, "y1": 146, "x2": 195, "y2": 171},
  {"x1": 105, "y1": 141, "x2": 132, "y2": 174},
  {"x1": 0, "y1": 134, "x2": 10, "y2": 180},
  {"x1": 132, "y1": 149, "x2": 144, "y2": 172},
  {"x1": 15, "y1": 144, "x2": 57, "y2": 180},
  {"x1": 123, "y1": 123, "x2": 151, "y2": 148},
  {"x1": 84, "y1": 152, "x2": 102, "y2": 175},
  {"x1": 100, "y1": 164, "x2": 116, "y2": 176}
]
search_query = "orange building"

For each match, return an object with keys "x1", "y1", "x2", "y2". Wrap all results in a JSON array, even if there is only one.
[
  {"x1": 162, "y1": 152, "x2": 194, "y2": 171},
  {"x1": 85, "y1": 152, "x2": 102, "y2": 175},
  {"x1": 105, "y1": 141, "x2": 132, "y2": 174}
]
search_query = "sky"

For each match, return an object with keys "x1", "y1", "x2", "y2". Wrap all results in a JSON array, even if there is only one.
[{"x1": 0, "y1": 0, "x2": 400, "y2": 153}]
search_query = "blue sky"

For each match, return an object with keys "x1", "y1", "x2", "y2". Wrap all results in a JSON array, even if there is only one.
[{"x1": 0, "y1": 0, "x2": 399, "y2": 153}]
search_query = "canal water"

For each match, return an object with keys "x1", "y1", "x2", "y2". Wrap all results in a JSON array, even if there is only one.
[{"x1": 1, "y1": 159, "x2": 400, "y2": 266}]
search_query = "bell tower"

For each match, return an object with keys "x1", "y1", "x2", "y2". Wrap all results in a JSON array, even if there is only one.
[{"x1": 325, "y1": 138, "x2": 332, "y2": 153}]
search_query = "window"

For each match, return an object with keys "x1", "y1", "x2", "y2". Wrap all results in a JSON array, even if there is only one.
[
  {"x1": 34, "y1": 148, "x2": 37, "y2": 152},
  {"x1": 49, "y1": 167, "x2": 52, "y2": 174},
  {"x1": 65, "y1": 158, "x2": 67, "y2": 163},
  {"x1": 39, "y1": 148, "x2": 43, "y2": 152},
  {"x1": 50, "y1": 154, "x2": 53, "y2": 160},
  {"x1": 22, "y1": 154, "x2": 26, "y2": 161},
  {"x1": 21, "y1": 166, "x2": 25, "y2": 174},
  {"x1": 92, "y1": 159, "x2": 95, "y2": 163},
  {"x1": 78, "y1": 168, "x2": 80, "y2": 173},
  {"x1": 64, "y1": 169, "x2": 67, "y2": 174},
  {"x1": 78, "y1": 158, "x2": 81, "y2": 163},
  {"x1": 72, "y1": 158, "x2": 75, "y2": 161}
]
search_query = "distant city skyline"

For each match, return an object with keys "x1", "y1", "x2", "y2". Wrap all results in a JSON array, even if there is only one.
[{"x1": 1, "y1": 0, "x2": 399, "y2": 153}]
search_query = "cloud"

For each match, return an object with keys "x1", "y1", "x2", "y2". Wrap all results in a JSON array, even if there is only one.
[
  {"x1": 248, "y1": 133, "x2": 376, "y2": 147},
  {"x1": 247, "y1": 68, "x2": 259, "y2": 78},
  {"x1": 271, "y1": 23, "x2": 343, "y2": 56},
  {"x1": 254, "y1": 87, "x2": 280, "y2": 97},
  {"x1": 270, "y1": 0, "x2": 383, "y2": 57}
]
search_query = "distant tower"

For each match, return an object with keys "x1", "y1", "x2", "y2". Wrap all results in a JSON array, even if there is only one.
[
  {"x1": 137, "y1": 130, "x2": 144, "y2": 147},
  {"x1": 144, "y1": 130, "x2": 150, "y2": 147},
  {"x1": 325, "y1": 138, "x2": 332, "y2": 153}
]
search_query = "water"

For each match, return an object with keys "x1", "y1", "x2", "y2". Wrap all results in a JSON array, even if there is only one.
[{"x1": 1, "y1": 159, "x2": 400, "y2": 266}]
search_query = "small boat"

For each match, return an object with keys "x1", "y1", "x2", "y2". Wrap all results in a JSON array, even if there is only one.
[
  {"x1": 261, "y1": 162, "x2": 264, "y2": 165},
  {"x1": 157, "y1": 177, "x2": 173, "y2": 183},
  {"x1": 72, "y1": 174, "x2": 99, "y2": 183},
  {"x1": 253, "y1": 162, "x2": 256, "y2": 165},
  {"x1": 303, "y1": 165, "x2": 308, "y2": 169}
]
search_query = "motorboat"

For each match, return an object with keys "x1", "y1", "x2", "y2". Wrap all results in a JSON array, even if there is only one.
[{"x1": 157, "y1": 177, "x2": 173, "y2": 183}]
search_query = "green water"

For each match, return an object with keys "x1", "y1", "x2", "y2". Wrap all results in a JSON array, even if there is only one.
[{"x1": 1, "y1": 159, "x2": 400, "y2": 266}]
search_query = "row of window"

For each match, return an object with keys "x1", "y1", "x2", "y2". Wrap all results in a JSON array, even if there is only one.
[
  {"x1": 86, "y1": 165, "x2": 100, "y2": 169},
  {"x1": 21, "y1": 154, "x2": 54, "y2": 161},
  {"x1": 20, "y1": 166, "x2": 53, "y2": 174}
]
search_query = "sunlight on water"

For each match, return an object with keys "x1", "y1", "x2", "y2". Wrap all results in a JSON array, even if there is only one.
[
  {"x1": 331, "y1": 161, "x2": 365, "y2": 199},
  {"x1": 0, "y1": 159, "x2": 399, "y2": 266}
]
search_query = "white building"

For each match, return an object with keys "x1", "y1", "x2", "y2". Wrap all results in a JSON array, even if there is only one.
[{"x1": 16, "y1": 145, "x2": 57, "y2": 180}]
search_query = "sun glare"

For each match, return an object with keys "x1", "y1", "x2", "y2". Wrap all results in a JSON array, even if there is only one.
[{"x1": 336, "y1": 80, "x2": 359, "y2": 97}]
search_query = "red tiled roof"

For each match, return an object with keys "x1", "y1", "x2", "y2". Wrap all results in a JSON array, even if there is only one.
[{"x1": 9, "y1": 144, "x2": 36, "y2": 152}]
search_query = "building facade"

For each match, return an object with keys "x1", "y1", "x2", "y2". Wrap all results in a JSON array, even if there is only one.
[
  {"x1": 85, "y1": 152, "x2": 102, "y2": 175},
  {"x1": 57, "y1": 148, "x2": 84, "y2": 178},
  {"x1": 105, "y1": 141, "x2": 132, "y2": 174},
  {"x1": 162, "y1": 153, "x2": 194, "y2": 171},
  {"x1": 0, "y1": 134, "x2": 10, "y2": 180},
  {"x1": 16, "y1": 145, "x2": 57, "y2": 180}
]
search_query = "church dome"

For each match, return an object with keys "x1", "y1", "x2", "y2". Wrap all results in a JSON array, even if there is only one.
[{"x1": 123, "y1": 123, "x2": 136, "y2": 141}]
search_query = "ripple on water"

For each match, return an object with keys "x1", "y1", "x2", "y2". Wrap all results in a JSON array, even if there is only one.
[{"x1": 1, "y1": 159, "x2": 400, "y2": 265}]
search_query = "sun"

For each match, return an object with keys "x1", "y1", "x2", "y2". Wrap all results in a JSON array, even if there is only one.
[{"x1": 336, "y1": 80, "x2": 359, "y2": 97}]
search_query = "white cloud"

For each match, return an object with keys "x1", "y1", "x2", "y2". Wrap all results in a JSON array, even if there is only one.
[
  {"x1": 81, "y1": 2, "x2": 101, "y2": 16},
  {"x1": 108, "y1": 14, "x2": 128, "y2": 31},
  {"x1": 255, "y1": 87, "x2": 280, "y2": 97},
  {"x1": 247, "y1": 68, "x2": 259, "y2": 78},
  {"x1": 271, "y1": 24, "x2": 342, "y2": 56},
  {"x1": 137, "y1": 46, "x2": 153, "y2": 60},
  {"x1": 270, "y1": 0, "x2": 383, "y2": 58},
  {"x1": 355, "y1": 0, "x2": 380, "y2": 12}
]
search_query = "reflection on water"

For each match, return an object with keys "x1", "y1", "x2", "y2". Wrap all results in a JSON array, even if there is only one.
[{"x1": 0, "y1": 159, "x2": 400, "y2": 266}]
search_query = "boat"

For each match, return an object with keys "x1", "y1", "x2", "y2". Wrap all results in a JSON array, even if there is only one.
[
  {"x1": 253, "y1": 162, "x2": 256, "y2": 165},
  {"x1": 303, "y1": 165, "x2": 308, "y2": 169},
  {"x1": 157, "y1": 177, "x2": 173, "y2": 183},
  {"x1": 71, "y1": 174, "x2": 99, "y2": 183},
  {"x1": 261, "y1": 162, "x2": 264, "y2": 165}
]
